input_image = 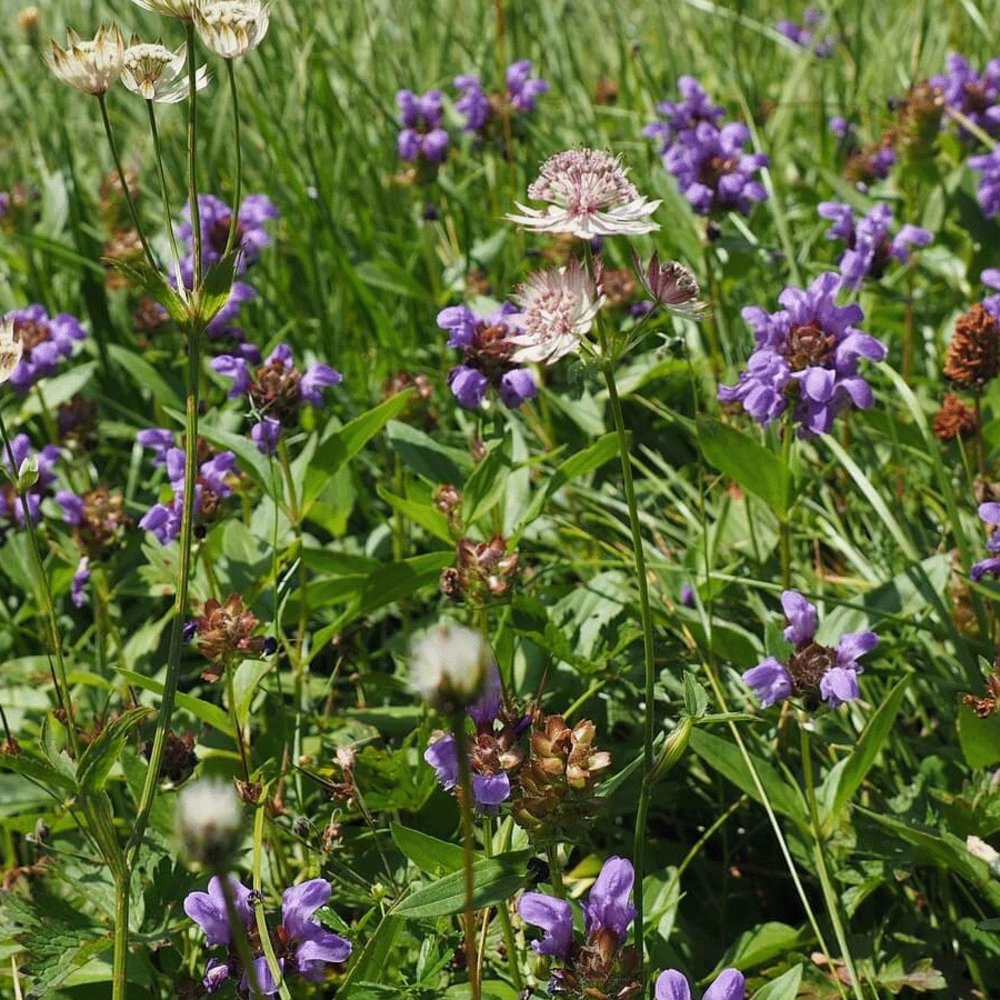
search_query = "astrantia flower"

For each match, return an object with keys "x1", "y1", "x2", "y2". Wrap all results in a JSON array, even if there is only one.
[
  {"x1": 818, "y1": 201, "x2": 931, "y2": 289},
  {"x1": 176, "y1": 778, "x2": 243, "y2": 869},
  {"x1": 509, "y1": 260, "x2": 604, "y2": 365},
  {"x1": 632, "y1": 252, "x2": 705, "y2": 317},
  {"x1": 130, "y1": 0, "x2": 196, "y2": 18},
  {"x1": 411, "y1": 621, "x2": 493, "y2": 713},
  {"x1": 194, "y1": 0, "x2": 271, "y2": 59},
  {"x1": 718, "y1": 271, "x2": 886, "y2": 436},
  {"x1": 122, "y1": 38, "x2": 210, "y2": 102},
  {"x1": 655, "y1": 968, "x2": 745, "y2": 1000},
  {"x1": 437, "y1": 302, "x2": 536, "y2": 409},
  {"x1": 971, "y1": 503, "x2": 1000, "y2": 581},
  {"x1": 0, "y1": 318, "x2": 23, "y2": 385},
  {"x1": 742, "y1": 590, "x2": 878, "y2": 709},
  {"x1": 507, "y1": 148, "x2": 660, "y2": 239},
  {"x1": 396, "y1": 89, "x2": 449, "y2": 164},
  {"x1": 45, "y1": 25, "x2": 125, "y2": 95}
]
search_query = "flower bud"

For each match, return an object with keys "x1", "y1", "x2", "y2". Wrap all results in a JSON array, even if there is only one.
[
  {"x1": 410, "y1": 621, "x2": 492, "y2": 714},
  {"x1": 176, "y1": 777, "x2": 243, "y2": 870}
]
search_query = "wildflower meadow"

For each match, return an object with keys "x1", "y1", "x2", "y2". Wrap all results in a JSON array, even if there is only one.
[{"x1": 7, "y1": 1, "x2": 1000, "y2": 997}]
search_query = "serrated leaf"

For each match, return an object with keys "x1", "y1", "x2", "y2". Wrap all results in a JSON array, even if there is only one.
[
  {"x1": 196, "y1": 251, "x2": 240, "y2": 325},
  {"x1": 396, "y1": 850, "x2": 528, "y2": 917},
  {"x1": 77, "y1": 706, "x2": 152, "y2": 796},
  {"x1": 106, "y1": 258, "x2": 188, "y2": 322},
  {"x1": 390, "y1": 823, "x2": 464, "y2": 875}
]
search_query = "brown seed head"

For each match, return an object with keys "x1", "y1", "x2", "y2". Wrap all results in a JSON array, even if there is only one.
[
  {"x1": 944, "y1": 304, "x2": 1000, "y2": 390},
  {"x1": 934, "y1": 393, "x2": 980, "y2": 441}
]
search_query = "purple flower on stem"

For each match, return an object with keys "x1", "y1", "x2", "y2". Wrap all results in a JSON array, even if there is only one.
[
  {"x1": 818, "y1": 202, "x2": 931, "y2": 288},
  {"x1": 718, "y1": 271, "x2": 886, "y2": 436},
  {"x1": 655, "y1": 968, "x2": 746, "y2": 1000},
  {"x1": 776, "y1": 8, "x2": 833, "y2": 57},
  {"x1": 971, "y1": 503, "x2": 1000, "y2": 581},
  {"x1": 505, "y1": 59, "x2": 548, "y2": 113},
  {"x1": 742, "y1": 590, "x2": 878, "y2": 709},
  {"x1": 931, "y1": 53, "x2": 1000, "y2": 139},
  {"x1": 71, "y1": 555, "x2": 90, "y2": 608},
  {"x1": 4, "y1": 305, "x2": 86, "y2": 393},
  {"x1": 643, "y1": 76, "x2": 725, "y2": 148},
  {"x1": 397, "y1": 89, "x2": 449, "y2": 164},
  {"x1": 454, "y1": 74, "x2": 491, "y2": 132},
  {"x1": 177, "y1": 193, "x2": 277, "y2": 279},
  {"x1": 438, "y1": 303, "x2": 536, "y2": 409},
  {"x1": 518, "y1": 893, "x2": 573, "y2": 956}
]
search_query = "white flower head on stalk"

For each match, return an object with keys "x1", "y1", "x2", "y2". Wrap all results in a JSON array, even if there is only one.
[
  {"x1": 45, "y1": 25, "x2": 125, "y2": 96},
  {"x1": 129, "y1": 0, "x2": 197, "y2": 19},
  {"x1": 506, "y1": 148, "x2": 661, "y2": 239},
  {"x1": 122, "y1": 38, "x2": 210, "y2": 103},
  {"x1": 509, "y1": 260, "x2": 605, "y2": 365},
  {"x1": 176, "y1": 777, "x2": 243, "y2": 870},
  {"x1": 411, "y1": 621, "x2": 493, "y2": 714},
  {"x1": 0, "y1": 319, "x2": 23, "y2": 386},
  {"x1": 194, "y1": 0, "x2": 271, "y2": 59}
]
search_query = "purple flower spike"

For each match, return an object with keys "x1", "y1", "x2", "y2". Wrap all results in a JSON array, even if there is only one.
[
  {"x1": 656, "y1": 968, "x2": 746, "y2": 1000},
  {"x1": 251, "y1": 417, "x2": 282, "y2": 455},
  {"x1": 518, "y1": 892, "x2": 573, "y2": 957},
  {"x1": 971, "y1": 502, "x2": 1000, "y2": 580},
  {"x1": 5, "y1": 305, "x2": 87, "y2": 393},
  {"x1": 506, "y1": 59, "x2": 548, "y2": 113},
  {"x1": 424, "y1": 734, "x2": 459, "y2": 790},
  {"x1": 397, "y1": 89, "x2": 449, "y2": 164},
  {"x1": 211, "y1": 354, "x2": 252, "y2": 397},
  {"x1": 582, "y1": 856, "x2": 637, "y2": 943},
  {"x1": 183, "y1": 875, "x2": 253, "y2": 947},
  {"x1": 969, "y1": 147, "x2": 1000, "y2": 218},
  {"x1": 177, "y1": 193, "x2": 276, "y2": 277},
  {"x1": 455, "y1": 74, "x2": 491, "y2": 132}
]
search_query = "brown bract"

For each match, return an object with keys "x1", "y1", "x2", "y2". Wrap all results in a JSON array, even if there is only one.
[{"x1": 944, "y1": 303, "x2": 1000, "y2": 390}]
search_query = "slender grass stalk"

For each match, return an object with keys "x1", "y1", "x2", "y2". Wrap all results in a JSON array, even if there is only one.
[
  {"x1": 226, "y1": 662, "x2": 253, "y2": 784},
  {"x1": 778, "y1": 420, "x2": 795, "y2": 590},
  {"x1": 452, "y1": 714, "x2": 481, "y2": 1000},
  {"x1": 224, "y1": 59, "x2": 243, "y2": 258},
  {"x1": 186, "y1": 21, "x2": 204, "y2": 292},
  {"x1": 254, "y1": 803, "x2": 294, "y2": 1000},
  {"x1": 146, "y1": 100, "x2": 186, "y2": 293},
  {"x1": 483, "y1": 817, "x2": 524, "y2": 992}
]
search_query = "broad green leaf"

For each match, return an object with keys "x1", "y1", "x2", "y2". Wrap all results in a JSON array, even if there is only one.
[
  {"x1": 107, "y1": 344, "x2": 183, "y2": 410},
  {"x1": 750, "y1": 963, "x2": 803, "y2": 1000},
  {"x1": 386, "y1": 419, "x2": 468, "y2": 485},
  {"x1": 462, "y1": 438, "x2": 511, "y2": 525},
  {"x1": 197, "y1": 251, "x2": 240, "y2": 325},
  {"x1": 689, "y1": 729, "x2": 808, "y2": 831},
  {"x1": 0, "y1": 751, "x2": 76, "y2": 794},
  {"x1": 819, "y1": 675, "x2": 910, "y2": 834},
  {"x1": 377, "y1": 486, "x2": 454, "y2": 543},
  {"x1": 957, "y1": 704, "x2": 1000, "y2": 768},
  {"x1": 716, "y1": 923, "x2": 810, "y2": 973},
  {"x1": 77, "y1": 706, "x2": 151, "y2": 796},
  {"x1": 195, "y1": 422, "x2": 277, "y2": 499},
  {"x1": 696, "y1": 417, "x2": 794, "y2": 517},
  {"x1": 390, "y1": 823, "x2": 464, "y2": 875},
  {"x1": 118, "y1": 668, "x2": 234, "y2": 737},
  {"x1": 338, "y1": 915, "x2": 401, "y2": 1000},
  {"x1": 395, "y1": 850, "x2": 528, "y2": 917}
]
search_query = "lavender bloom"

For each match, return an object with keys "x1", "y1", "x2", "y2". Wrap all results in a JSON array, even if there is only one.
[
  {"x1": 742, "y1": 590, "x2": 878, "y2": 709},
  {"x1": 454, "y1": 74, "x2": 491, "y2": 131},
  {"x1": 397, "y1": 89, "x2": 449, "y2": 163},
  {"x1": 438, "y1": 303, "x2": 536, "y2": 409},
  {"x1": 818, "y1": 201, "x2": 931, "y2": 288},
  {"x1": 829, "y1": 116, "x2": 854, "y2": 140},
  {"x1": 971, "y1": 502, "x2": 1000, "y2": 581},
  {"x1": 136, "y1": 428, "x2": 176, "y2": 466},
  {"x1": 517, "y1": 893, "x2": 573, "y2": 956},
  {"x1": 655, "y1": 968, "x2": 746, "y2": 1000},
  {"x1": 424, "y1": 734, "x2": 459, "y2": 789},
  {"x1": 968, "y1": 146, "x2": 1000, "y2": 218},
  {"x1": 4, "y1": 305, "x2": 86, "y2": 393},
  {"x1": 776, "y1": 7, "x2": 833, "y2": 56},
  {"x1": 71, "y1": 555, "x2": 90, "y2": 607},
  {"x1": 643, "y1": 76, "x2": 725, "y2": 148},
  {"x1": 982, "y1": 269, "x2": 1000, "y2": 319},
  {"x1": 184, "y1": 875, "x2": 254, "y2": 947},
  {"x1": 718, "y1": 271, "x2": 886, "y2": 436},
  {"x1": 177, "y1": 193, "x2": 277, "y2": 279},
  {"x1": 931, "y1": 53, "x2": 1000, "y2": 139},
  {"x1": 0, "y1": 434, "x2": 60, "y2": 527},
  {"x1": 505, "y1": 59, "x2": 548, "y2": 113},
  {"x1": 680, "y1": 584, "x2": 695, "y2": 607}
]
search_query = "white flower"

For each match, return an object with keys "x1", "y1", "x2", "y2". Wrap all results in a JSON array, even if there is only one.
[
  {"x1": 509, "y1": 260, "x2": 605, "y2": 365},
  {"x1": 0, "y1": 319, "x2": 23, "y2": 386},
  {"x1": 506, "y1": 148, "x2": 661, "y2": 239},
  {"x1": 194, "y1": 0, "x2": 271, "y2": 59},
  {"x1": 44, "y1": 25, "x2": 125, "y2": 96},
  {"x1": 129, "y1": 0, "x2": 197, "y2": 18},
  {"x1": 122, "y1": 39, "x2": 210, "y2": 103},
  {"x1": 411, "y1": 622, "x2": 492, "y2": 712},
  {"x1": 176, "y1": 777, "x2": 243, "y2": 869}
]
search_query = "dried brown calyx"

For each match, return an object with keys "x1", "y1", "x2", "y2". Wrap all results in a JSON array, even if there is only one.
[
  {"x1": 934, "y1": 393, "x2": 979, "y2": 441},
  {"x1": 186, "y1": 594, "x2": 276, "y2": 682},
  {"x1": 944, "y1": 304, "x2": 1000, "y2": 390}
]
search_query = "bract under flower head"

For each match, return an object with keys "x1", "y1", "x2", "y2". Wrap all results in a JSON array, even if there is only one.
[
  {"x1": 45, "y1": 25, "x2": 125, "y2": 96},
  {"x1": 194, "y1": 0, "x2": 271, "y2": 59},
  {"x1": 410, "y1": 621, "x2": 493, "y2": 713},
  {"x1": 632, "y1": 252, "x2": 705, "y2": 317},
  {"x1": 509, "y1": 260, "x2": 604, "y2": 365},
  {"x1": 507, "y1": 148, "x2": 660, "y2": 239},
  {"x1": 122, "y1": 38, "x2": 210, "y2": 102}
]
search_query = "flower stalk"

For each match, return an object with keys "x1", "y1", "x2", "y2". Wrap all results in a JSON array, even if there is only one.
[{"x1": 452, "y1": 712, "x2": 481, "y2": 1000}]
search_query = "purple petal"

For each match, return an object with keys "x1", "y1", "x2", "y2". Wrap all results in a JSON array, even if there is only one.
[
  {"x1": 301, "y1": 364, "x2": 342, "y2": 406},
  {"x1": 424, "y1": 735, "x2": 459, "y2": 789},
  {"x1": 742, "y1": 657, "x2": 793, "y2": 708},
  {"x1": 781, "y1": 590, "x2": 817, "y2": 645},
  {"x1": 980, "y1": 502, "x2": 1000, "y2": 525},
  {"x1": 472, "y1": 772, "x2": 511, "y2": 808},
  {"x1": 836, "y1": 630, "x2": 878, "y2": 668},
  {"x1": 517, "y1": 892, "x2": 573, "y2": 957},
  {"x1": 655, "y1": 970, "x2": 693, "y2": 1000},
  {"x1": 582, "y1": 856, "x2": 636, "y2": 942},
  {"x1": 282, "y1": 878, "x2": 331, "y2": 941},
  {"x1": 819, "y1": 666, "x2": 860, "y2": 707},
  {"x1": 703, "y1": 968, "x2": 746, "y2": 1000},
  {"x1": 467, "y1": 665, "x2": 502, "y2": 730},
  {"x1": 295, "y1": 928, "x2": 352, "y2": 979}
]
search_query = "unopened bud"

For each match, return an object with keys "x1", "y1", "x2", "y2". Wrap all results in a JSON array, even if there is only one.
[
  {"x1": 649, "y1": 716, "x2": 692, "y2": 785},
  {"x1": 176, "y1": 778, "x2": 243, "y2": 870}
]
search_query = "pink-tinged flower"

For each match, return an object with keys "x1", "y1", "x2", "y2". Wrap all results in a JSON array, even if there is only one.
[
  {"x1": 509, "y1": 260, "x2": 605, "y2": 365},
  {"x1": 129, "y1": 0, "x2": 196, "y2": 18},
  {"x1": 655, "y1": 968, "x2": 745, "y2": 1000},
  {"x1": 45, "y1": 25, "x2": 125, "y2": 95},
  {"x1": 194, "y1": 1, "x2": 271, "y2": 60},
  {"x1": 507, "y1": 148, "x2": 661, "y2": 239},
  {"x1": 632, "y1": 252, "x2": 705, "y2": 318}
]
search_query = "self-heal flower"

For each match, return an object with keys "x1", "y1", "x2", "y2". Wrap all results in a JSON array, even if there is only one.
[
  {"x1": 45, "y1": 25, "x2": 125, "y2": 95},
  {"x1": 509, "y1": 260, "x2": 604, "y2": 365},
  {"x1": 396, "y1": 89, "x2": 449, "y2": 164},
  {"x1": 718, "y1": 271, "x2": 886, "y2": 436},
  {"x1": 742, "y1": 590, "x2": 878, "y2": 709},
  {"x1": 968, "y1": 146, "x2": 1000, "y2": 218},
  {"x1": 4, "y1": 305, "x2": 86, "y2": 393},
  {"x1": 971, "y1": 503, "x2": 1000, "y2": 581},
  {"x1": 177, "y1": 193, "x2": 277, "y2": 279},
  {"x1": 194, "y1": 1, "x2": 271, "y2": 59},
  {"x1": 507, "y1": 148, "x2": 660, "y2": 239},
  {"x1": 931, "y1": 53, "x2": 1000, "y2": 140},
  {"x1": 122, "y1": 38, "x2": 210, "y2": 103},
  {"x1": 655, "y1": 968, "x2": 745, "y2": 1000}
]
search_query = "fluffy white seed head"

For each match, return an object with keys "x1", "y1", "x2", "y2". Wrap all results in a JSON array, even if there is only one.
[
  {"x1": 410, "y1": 622, "x2": 493, "y2": 713},
  {"x1": 176, "y1": 777, "x2": 243, "y2": 870}
]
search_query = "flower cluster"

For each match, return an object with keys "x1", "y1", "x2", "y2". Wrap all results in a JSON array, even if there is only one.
[
  {"x1": 121, "y1": 38, "x2": 208, "y2": 103},
  {"x1": 645, "y1": 77, "x2": 768, "y2": 216},
  {"x1": 454, "y1": 59, "x2": 548, "y2": 137},
  {"x1": 830, "y1": 118, "x2": 897, "y2": 191},
  {"x1": 718, "y1": 271, "x2": 886, "y2": 436},
  {"x1": 211, "y1": 343, "x2": 342, "y2": 453},
  {"x1": 396, "y1": 90, "x2": 449, "y2": 165},
  {"x1": 178, "y1": 193, "x2": 277, "y2": 282},
  {"x1": 0, "y1": 434, "x2": 60, "y2": 533},
  {"x1": 439, "y1": 534, "x2": 520, "y2": 601},
  {"x1": 817, "y1": 201, "x2": 931, "y2": 288},
  {"x1": 184, "y1": 594, "x2": 276, "y2": 681},
  {"x1": 437, "y1": 303, "x2": 536, "y2": 409},
  {"x1": 743, "y1": 590, "x2": 878, "y2": 709},
  {"x1": 184, "y1": 875, "x2": 351, "y2": 996},
  {"x1": 137, "y1": 430, "x2": 239, "y2": 544},
  {"x1": 518, "y1": 856, "x2": 640, "y2": 998},
  {"x1": 968, "y1": 146, "x2": 1000, "y2": 217},
  {"x1": 3, "y1": 305, "x2": 87, "y2": 393},
  {"x1": 931, "y1": 53, "x2": 1000, "y2": 139},
  {"x1": 776, "y1": 7, "x2": 834, "y2": 57},
  {"x1": 971, "y1": 503, "x2": 1000, "y2": 581}
]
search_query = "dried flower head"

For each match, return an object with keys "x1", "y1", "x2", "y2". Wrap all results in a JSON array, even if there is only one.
[
  {"x1": 440, "y1": 535, "x2": 520, "y2": 602},
  {"x1": 194, "y1": 0, "x2": 271, "y2": 59},
  {"x1": 410, "y1": 621, "x2": 493, "y2": 714},
  {"x1": 0, "y1": 319, "x2": 22, "y2": 386},
  {"x1": 186, "y1": 595, "x2": 275, "y2": 682},
  {"x1": 934, "y1": 394, "x2": 979, "y2": 441},
  {"x1": 176, "y1": 778, "x2": 243, "y2": 869},
  {"x1": 122, "y1": 38, "x2": 209, "y2": 102},
  {"x1": 507, "y1": 148, "x2": 660, "y2": 239},
  {"x1": 45, "y1": 25, "x2": 125, "y2": 95},
  {"x1": 944, "y1": 304, "x2": 999, "y2": 390}
]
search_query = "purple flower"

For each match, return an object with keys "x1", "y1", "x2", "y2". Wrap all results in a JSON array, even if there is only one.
[
  {"x1": 424, "y1": 734, "x2": 459, "y2": 789},
  {"x1": 0, "y1": 434, "x2": 60, "y2": 527},
  {"x1": 4, "y1": 305, "x2": 86, "y2": 393},
  {"x1": 437, "y1": 302, "x2": 536, "y2": 409},
  {"x1": 396, "y1": 89, "x2": 449, "y2": 164},
  {"x1": 968, "y1": 146, "x2": 1000, "y2": 218},
  {"x1": 177, "y1": 194, "x2": 277, "y2": 280},
  {"x1": 775, "y1": 9, "x2": 833, "y2": 56},
  {"x1": 517, "y1": 892, "x2": 573, "y2": 957},
  {"x1": 505, "y1": 59, "x2": 548, "y2": 113},
  {"x1": 931, "y1": 53, "x2": 1000, "y2": 139},
  {"x1": 680, "y1": 584, "x2": 695, "y2": 607},
  {"x1": 643, "y1": 76, "x2": 725, "y2": 148},
  {"x1": 718, "y1": 271, "x2": 886, "y2": 436},
  {"x1": 971, "y1": 502, "x2": 1000, "y2": 581},
  {"x1": 211, "y1": 354, "x2": 252, "y2": 397},
  {"x1": 137, "y1": 428, "x2": 176, "y2": 465},
  {"x1": 655, "y1": 968, "x2": 745, "y2": 1000},
  {"x1": 454, "y1": 74, "x2": 491, "y2": 132},
  {"x1": 829, "y1": 116, "x2": 854, "y2": 140},
  {"x1": 184, "y1": 875, "x2": 254, "y2": 947},
  {"x1": 818, "y1": 201, "x2": 931, "y2": 288},
  {"x1": 301, "y1": 364, "x2": 343, "y2": 405},
  {"x1": 71, "y1": 555, "x2": 90, "y2": 607},
  {"x1": 251, "y1": 417, "x2": 282, "y2": 455},
  {"x1": 742, "y1": 590, "x2": 878, "y2": 709}
]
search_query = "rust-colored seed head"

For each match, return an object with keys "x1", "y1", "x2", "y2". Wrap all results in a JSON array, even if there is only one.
[
  {"x1": 944, "y1": 304, "x2": 1000, "y2": 390},
  {"x1": 934, "y1": 393, "x2": 980, "y2": 440}
]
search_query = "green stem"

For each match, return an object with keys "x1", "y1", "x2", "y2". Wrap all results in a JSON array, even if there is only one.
[
  {"x1": 484, "y1": 817, "x2": 524, "y2": 992},
  {"x1": 801, "y1": 724, "x2": 862, "y2": 1000},
  {"x1": 778, "y1": 421, "x2": 795, "y2": 590},
  {"x1": 546, "y1": 843, "x2": 565, "y2": 899},
  {"x1": 186, "y1": 21, "x2": 203, "y2": 291},
  {"x1": 221, "y1": 868, "x2": 262, "y2": 997},
  {"x1": 224, "y1": 59, "x2": 243, "y2": 257},
  {"x1": 226, "y1": 662, "x2": 252, "y2": 784},
  {"x1": 146, "y1": 100, "x2": 186, "y2": 293},
  {"x1": 97, "y1": 93, "x2": 157, "y2": 273},
  {"x1": 112, "y1": 871, "x2": 129, "y2": 999},
  {"x1": 452, "y1": 714, "x2": 481, "y2": 1000}
]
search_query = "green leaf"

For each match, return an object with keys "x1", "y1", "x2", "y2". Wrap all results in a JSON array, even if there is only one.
[
  {"x1": 683, "y1": 671, "x2": 709, "y2": 718},
  {"x1": 696, "y1": 417, "x2": 794, "y2": 517},
  {"x1": 716, "y1": 923, "x2": 810, "y2": 972},
  {"x1": 958, "y1": 704, "x2": 1000, "y2": 768},
  {"x1": 338, "y1": 914, "x2": 401, "y2": 1000},
  {"x1": 689, "y1": 729, "x2": 808, "y2": 831},
  {"x1": 819, "y1": 675, "x2": 910, "y2": 833},
  {"x1": 197, "y1": 250, "x2": 240, "y2": 325},
  {"x1": 118, "y1": 668, "x2": 234, "y2": 737},
  {"x1": 106, "y1": 258, "x2": 188, "y2": 322},
  {"x1": 77, "y1": 706, "x2": 151, "y2": 796},
  {"x1": 749, "y1": 963, "x2": 803, "y2": 1000},
  {"x1": 0, "y1": 751, "x2": 76, "y2": 793},
  {"x1": 377, "y1": 486, "x2": 454, "y2": 543},
  {"x1": 390, "y1": 823, "x2": 464, "y2": 875},
  {"x1": 107, "y1": 344, "x2": 183, "y2": 410},
  {"x1": 395, "y1": 850, "x2": 529, "y2": 917},
  {"x1": 195, "y1": 422, "x2": 277, "y2": 499},
  {"x1": 386, "y1": 419, "x2": 468, "y2": 485},
  {"x1": 462, "y1": 438, "x2": 511, "y2": 525}
]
